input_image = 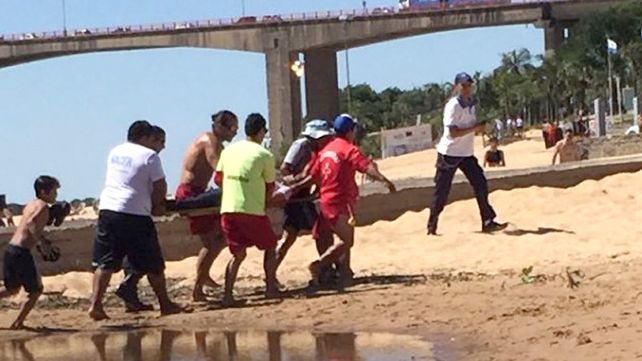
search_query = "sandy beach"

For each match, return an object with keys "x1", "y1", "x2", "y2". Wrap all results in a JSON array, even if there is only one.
[{"x1": 1, "y1": 133, "x2": 642, "y2": 360}]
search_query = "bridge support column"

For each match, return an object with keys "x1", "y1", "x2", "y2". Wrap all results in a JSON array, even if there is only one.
[
  {"x1": 304, "y1": 48, "x2": 340, "y2": 123},
  {"x1": 544, "y1": 22, "x2": 564, "y2": 57},
  {"x1": 265, "y1": 49, "x2": 302, "y2": 157}
]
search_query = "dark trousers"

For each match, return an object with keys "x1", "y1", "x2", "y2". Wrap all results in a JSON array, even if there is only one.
[{"x1": 428, "y1": 154, "x2": 496, "y2": 228}]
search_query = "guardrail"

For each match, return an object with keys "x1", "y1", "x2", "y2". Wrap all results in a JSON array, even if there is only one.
[{"x1": 0, "y1": 0, "x2": 581, "y2": 44}]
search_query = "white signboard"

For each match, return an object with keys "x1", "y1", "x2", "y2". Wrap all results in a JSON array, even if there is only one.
[{"x1": 380, "y1": 124, "x2": 432, "y2": 158}]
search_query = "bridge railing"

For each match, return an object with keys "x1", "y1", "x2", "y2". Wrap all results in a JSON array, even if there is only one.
[{"x1": 0, "y1": 0, "x2": 575, "y2": 43}]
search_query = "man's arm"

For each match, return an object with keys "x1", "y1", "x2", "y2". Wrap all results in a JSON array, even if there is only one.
[
  {"x1": 151, "y1": 178, "x2": 167, "y2": 216},
  {"x1": 449, "y1": 124, "x2": 484, "y2": 138},
  {"x1": 552, "y1": 143, "x2": 560, "y2": 165},
  {"x1": 28, "y1": 204, "x2": 50, "y2": 245},
  {"x1": 204, "y1": 136, "x2": 222, "y2": 169},
  {"x1": 363, "y1": 163, "x2": 396, "y2": 193}
]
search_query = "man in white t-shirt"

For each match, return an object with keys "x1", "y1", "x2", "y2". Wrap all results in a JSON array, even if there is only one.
[
  {"x1": 88, "y1": 120, "x2": 183, "y2": 320},
  {"x1": 515, "y1": 116, "x2": 524, "y2": 137},
  {"x1": 428, "y1": 72, "x2": 507, "y2": 235}
]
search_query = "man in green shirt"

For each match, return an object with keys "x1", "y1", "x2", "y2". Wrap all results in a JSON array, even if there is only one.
[{"x1": 214, "y1": 113, "x2": 278, "y2": 306}]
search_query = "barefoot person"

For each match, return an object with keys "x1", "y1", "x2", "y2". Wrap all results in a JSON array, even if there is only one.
[
  {"x1": 175, "y1": 111, "x2": 238, "y2": 301},
  {"x1": 427, "y1": 72, "x2": 506, "y2": 235},
  {"x1": 0, "y1": 176, "x2": 61, "y2": 329},
  {"x1": 307, "y1": 114, "x2": 396, "y2": 288},
  {"x1": 89, "y1": 120, "x2": 182, "y2": 320},
  {"x1": 275, "y1": 120, "x2": 334, "y2": 280},
  {"x1": 552, "y1": 129, "x2": 581, "y2": 165},
  {"x1": 214, "y1": 113, "x2": 279, "y2": 305}
]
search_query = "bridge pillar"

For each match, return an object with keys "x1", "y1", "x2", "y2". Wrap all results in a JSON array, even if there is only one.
[
  {"x1": 304, "y1": 48, "x2": 340, "y2": 123},
  {"x1": 265, "y1": 48, "x2": 302, "y2": 157},
  {"x1": 544, "y1": 22, "x2": 564, "y2": 57}
]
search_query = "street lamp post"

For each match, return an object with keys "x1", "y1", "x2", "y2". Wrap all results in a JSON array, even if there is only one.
[
  {"x1": 342, "y1": 19, "x2": 352, "y2": 113},
  {"x1": 62, "y1": 0, "x2": 68, "y2": 36},
  {"x1": 241, "y1": 0, "x2": 246, "y2": 16}
]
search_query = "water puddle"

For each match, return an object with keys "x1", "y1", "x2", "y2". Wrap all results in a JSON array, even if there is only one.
[{"x1": 0, "y1": 330, "x2": 438, "y2": 360}]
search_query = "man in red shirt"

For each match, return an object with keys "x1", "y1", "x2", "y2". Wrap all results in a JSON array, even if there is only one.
[{"x1": 307, "y1": 114, "x2": 396, "y2": 288}]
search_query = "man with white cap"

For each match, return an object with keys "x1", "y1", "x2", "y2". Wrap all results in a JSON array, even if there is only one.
[{"x1": 275, "y1": 120, "x2": 335, "y2": 279}]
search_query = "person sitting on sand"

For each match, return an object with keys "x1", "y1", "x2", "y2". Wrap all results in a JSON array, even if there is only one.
[
  {"x1": 483, "y1": 137, "x2": 505, "y2": 168},
  {"x1": 0, "y1": 176, "x2": 62, "y2": 329},
  {"x1": 552, "y1": 129, "x2": 581, "y2": 165},
  {"x1": 625, "y1": 115, "x2": 642, "y2": 136}
]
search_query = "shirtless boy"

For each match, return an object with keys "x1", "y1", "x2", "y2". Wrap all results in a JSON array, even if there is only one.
[
  {"x1": 176, "y1": 111, "x2": 239, "y2": 301},
  {"x1": 0, "y1": 176, "x2": 61, "y2": 329},
  {"x1": 552, "y1": 129, "x2": 580, "y2": 165}
]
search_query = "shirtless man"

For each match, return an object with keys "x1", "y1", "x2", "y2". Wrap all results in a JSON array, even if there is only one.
[
  {"x1": 0, "y1": 176, "x2": 61, "y2": 328},
  {"x1": 175, "y1": 110, "x2": 239, "y2": 301},
  {"x1": 552, "y1": 129, "x2": 580, "y2": 165}
]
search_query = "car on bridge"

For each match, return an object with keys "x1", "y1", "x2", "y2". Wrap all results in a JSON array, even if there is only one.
[
  {"x1": 174, "y1": 22, "x2": 194, "y2": 30},
  {"x1": 19, "y1": 33, "x2": 38, "y2": 40},
  {"x1": 236, "y1": 16, "x2": 257, "y2": 24},
  {"x1": 74, "y1": 29, "x2": 92, "y2": 36},
  {"x1": 261, "y1": 15, "x2": 284, "y2": 23}
]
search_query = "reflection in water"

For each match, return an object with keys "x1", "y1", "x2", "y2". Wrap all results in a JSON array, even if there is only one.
[{"x1": 0, "y1": 329, "x2": 435, "y2": 361}]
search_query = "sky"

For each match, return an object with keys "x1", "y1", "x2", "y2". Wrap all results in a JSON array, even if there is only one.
[{"x1": 0, "y1": 0, "x2": 543, "y2": 203}]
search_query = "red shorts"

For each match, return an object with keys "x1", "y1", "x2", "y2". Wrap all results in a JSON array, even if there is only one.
[
  {"x1": 175, "y1": 184, "x2": 219, "y2": 235},
  {"x1": 221, "y1": 213, "x2": 277, "y2": 255},
  {"x1": 312, "y1": 203, "x2": 351, "y2": 240}
]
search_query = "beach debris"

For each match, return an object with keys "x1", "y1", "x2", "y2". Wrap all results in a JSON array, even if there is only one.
[
  {"x1": 519, "y1": 266, "x2": 546, "y2": 284},
  {"x1": 576, "y1": 333, "x2": 592, "y2": 346},
  {"x1": 565, "y1": 267, "x2": 584, "y2": 289}
]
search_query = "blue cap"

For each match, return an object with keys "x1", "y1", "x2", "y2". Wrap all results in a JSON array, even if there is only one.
[
  {"x1": 333, "y1": 113, "x2": 356, "y2": 135},
  {"x1": 454, "y1": 72, "x2": 474, "y2": 85}
]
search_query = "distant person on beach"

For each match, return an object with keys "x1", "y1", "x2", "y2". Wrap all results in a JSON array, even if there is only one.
[
  {"x1": 427, "y1": 72, "x2": 507, "y2": 235},
  {"x1": 552, "y1": 129, "x2": 581, "y2": 165},
  {"x1": 483, "y1": 137, "x2": 505, "y2": 168},
  {"x1": 515, "y1": 115, "x2": 524, "y2": 137},
  {"x1": 89, "y1": 120, "x2": 184, "y2": 320},
  {"x1": 0, "y1": 176, "x2": 61, "y2": 329}
]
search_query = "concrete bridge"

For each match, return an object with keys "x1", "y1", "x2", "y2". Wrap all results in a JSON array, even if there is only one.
[{"x1": 0, "y1": 0, "x2": 619, "y2": 153}]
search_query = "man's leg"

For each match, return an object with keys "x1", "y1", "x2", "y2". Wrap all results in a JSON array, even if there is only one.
[
  {"x1": 193, "y1": 229, "x2": 225, "y2": 302},
  {"x1": 146, "y1": 272, "x2": 182, "y2": 315},
  {"x1": 428, "y1": 154, "x2": 459, "y2": 234},
  {"x1": 116, "y1": 257, "x2": 153, "y2": 312},
  {"x1": 458, "y1": 157, "x2": 497, "y2": 223},
  {"x1": 275, "y1": 226, "x2": 298, "y2": 269},
  {"x1": 89, "y1": 268, "x2": 113, "y2": 320},
  {"x1": 223, "y1": 249, "x2": 247, "y2": 306},
  {"x1": 264, "y1": 246, "x2": 278, "y2": 298},
  {"x1": 310, "y1": 214, "x2": 354, "y2": 286}
]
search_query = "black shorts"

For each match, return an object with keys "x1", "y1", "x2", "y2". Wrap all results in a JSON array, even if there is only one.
[
  {"x1": 3, "y1": 245, "x2": 42, "y2": 294},
  {"x1": 92, "y1": 210, "x2": 165, "y2": 274},
  {"x1": 284, "y1": 201, "x2": 318, "y2": 232}
]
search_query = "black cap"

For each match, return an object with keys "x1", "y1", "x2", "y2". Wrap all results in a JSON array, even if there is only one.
[{"x1": 454, "y1": 72, "x2": 474, "y2": 85}]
